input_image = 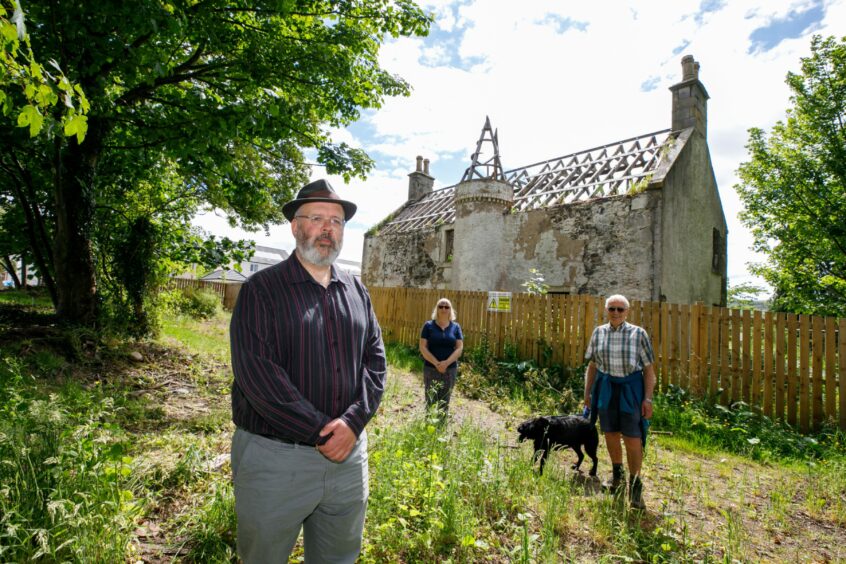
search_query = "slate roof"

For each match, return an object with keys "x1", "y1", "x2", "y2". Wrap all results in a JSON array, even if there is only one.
[
  {"x1": 377, "y1": 128, "x2": 677, "y2": 236},
  {"x1": 201, "y1": 269, "x2": 248, "y2": 282}
]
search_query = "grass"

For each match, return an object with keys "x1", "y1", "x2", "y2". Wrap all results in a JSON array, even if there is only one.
[
  {"x1": 0, "y1": 287, "x2": 54, "y2": 308},
  {"x1": 0, "y1": 295, "x2": 844, "y2": 561}
]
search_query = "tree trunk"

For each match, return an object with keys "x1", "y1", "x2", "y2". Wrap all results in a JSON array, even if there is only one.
[
  {"x1": 53, "y1": 131, "x2": 100, "y2": 326},
  {"x1": 7, "y1": 168, "x2": 59, "y2": 305},
  {"x1": 20, "y1": 253, "x2": 27, "y2": 289},
  {"x1": 2, "y1": 255, "x2": 21, "y2": 288}
]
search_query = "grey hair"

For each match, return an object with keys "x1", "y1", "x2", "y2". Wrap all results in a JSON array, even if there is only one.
[
  {"x1": 605, "y1": 294, "x2": 630, "y2": 309},
  {"x1": 431, "y1": 298, "x2": 457, "y2": 321}
]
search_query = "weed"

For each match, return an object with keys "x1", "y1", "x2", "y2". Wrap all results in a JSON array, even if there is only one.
[
  {"x1": 655, "y1": 384, "x2": 841, "y2": 462},
  {"x1": 0, "y1": 357, "x2": 138, "y2": 561},
  {"x1": 385, "y1": 342, "x2": 423, "y2": 374},
  {"x1": 175, "y1": 479, "x2": 237, "y2": 562}
]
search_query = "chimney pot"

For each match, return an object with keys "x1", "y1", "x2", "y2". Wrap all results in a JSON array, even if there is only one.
[
  {"x1": 682, "y1": 55, "x2": 697, "y2": 81},
  {"x1": 408, "y1": 155, "x2": 434, "y2": 201}
]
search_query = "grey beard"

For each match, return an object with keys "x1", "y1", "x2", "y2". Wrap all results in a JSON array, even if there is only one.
[{"x1": 297, "y1": 238, "x2": 341, "y2": 267}]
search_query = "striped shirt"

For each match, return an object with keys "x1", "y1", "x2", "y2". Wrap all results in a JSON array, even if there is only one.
[
  {"x1": 584, "y1": 321, "x2": 654, "y2": 377},
  {"x1": 230, "y1": 253, "x2": 386, "y2": 444}
]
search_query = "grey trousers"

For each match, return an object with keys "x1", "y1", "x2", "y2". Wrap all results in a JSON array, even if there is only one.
[
  {"x1": 423, "y1": 364, "x2": 457, "y2": 414},
  {"x1": 231, "y1": 428, "x2": 369, "y2": 563}
]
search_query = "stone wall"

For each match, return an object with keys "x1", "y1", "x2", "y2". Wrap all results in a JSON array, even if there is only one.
[
  {"x1": 363, "y1": 190, "x2": 662, "y2": 301},
  {"x1": 362, "y1": 227, "x2": 451, "y2": 289},
  {"x1": 658, "y1": 130, "x2": 727, "y2": 306},
  {"x1": 500, "y1": 192, "x2": 660, "y2": 300}
]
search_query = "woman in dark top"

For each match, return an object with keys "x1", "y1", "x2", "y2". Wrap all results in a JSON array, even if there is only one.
[{"x1": 419, "y1": 298, "x2": 464, "y2": 417}]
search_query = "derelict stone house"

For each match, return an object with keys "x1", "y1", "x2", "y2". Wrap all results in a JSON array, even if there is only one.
[{"x1": 362, "y1": 56, "x2": 727, "y2": 306}]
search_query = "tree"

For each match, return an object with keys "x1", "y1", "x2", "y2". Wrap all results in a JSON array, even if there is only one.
[
  {"x1": 727, "y1": 282, "x2": 769, "y2": 311},
  {"x1": 735, "y1": 35, "x2": 846, "y2": 317},
  {"x1": 0, "y1": 0, "x2": 431, "y2": 329}
]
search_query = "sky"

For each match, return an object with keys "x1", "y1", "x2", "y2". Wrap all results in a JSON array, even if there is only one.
[{"x1": 195, "y1": 0, "x2": 846, "y2": 289}]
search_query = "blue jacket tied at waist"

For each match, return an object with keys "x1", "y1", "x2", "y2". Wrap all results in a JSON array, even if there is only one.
[{"x1": 590, "y1": 369, "x2": 650, "y2": 447}]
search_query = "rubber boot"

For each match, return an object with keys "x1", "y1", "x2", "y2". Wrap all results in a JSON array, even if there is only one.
[
  {"x1": 629, "y1": 475, "x2": 645, "y2": 510},
  {"x1": 602, "y1": 463, "x2": 625, "y2": 496}
]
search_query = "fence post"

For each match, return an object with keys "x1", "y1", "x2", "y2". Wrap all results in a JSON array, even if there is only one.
[
  {"x1": 824, "y1": 317, "x2": 836, "y2": 427},
  {"x1": 839, "y1": 319, "x2": 846, "y2": 431}
]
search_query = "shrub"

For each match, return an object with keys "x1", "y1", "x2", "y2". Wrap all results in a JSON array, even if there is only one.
[
  {"x1": 182, "y1": 288, "x2": 222, "y2": 319},
  {"x1": 459, "y1": 338, "x2": 582, "y2": 415}
]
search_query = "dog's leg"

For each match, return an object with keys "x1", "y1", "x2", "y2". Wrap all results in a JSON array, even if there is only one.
[
  {"x1": 586, "y1": 430, "x2": 599, "y2": 477},
  {"x1": 571, "y1": 445, "x2": 584, "y2": 472}
]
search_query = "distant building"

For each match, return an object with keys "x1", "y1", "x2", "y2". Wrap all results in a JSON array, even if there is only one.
[
  {"x1": 195, "y1": 245, "x2": 289, "y2": 283},
  {"x1": 1, "y1": 256, "x2": 39, "y2": 288},
  {"x1": 363, "y1": 55, "x2": 727, "y2": 306},
  {"x1": 190, "y1": 245, "x2": 361, "y2": 282}
]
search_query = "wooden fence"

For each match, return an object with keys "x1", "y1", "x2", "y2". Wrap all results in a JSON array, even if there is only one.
[
  {"x1": 369, "y1": 286, "x2": 846, "y2": 432},
  {"x1": 166, "y1": 278, "x2": 242, "y2": 311}
]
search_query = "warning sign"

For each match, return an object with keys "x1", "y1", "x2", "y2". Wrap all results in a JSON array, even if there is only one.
[{"x1": 487, "y1": 291, "x2": 512, "y2": 312}]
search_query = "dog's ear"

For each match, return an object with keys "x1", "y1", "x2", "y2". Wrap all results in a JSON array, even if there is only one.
[{"x1": 538, "y1": 416, "x2": 549, "y2": 425}]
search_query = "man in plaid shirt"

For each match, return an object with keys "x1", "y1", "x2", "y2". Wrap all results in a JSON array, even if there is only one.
[{"x1": 584, "y1": 294, "x2": 656, "y2": 509}]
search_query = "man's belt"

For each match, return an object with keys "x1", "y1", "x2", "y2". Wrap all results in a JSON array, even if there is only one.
[{"x1": 258, "y1": 433, "x2": 317, "y2": 447}]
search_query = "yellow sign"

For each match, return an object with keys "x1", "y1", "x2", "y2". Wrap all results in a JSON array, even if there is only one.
[{"x1": 487, "y1": 291, "x2": 512, "y2": 312}]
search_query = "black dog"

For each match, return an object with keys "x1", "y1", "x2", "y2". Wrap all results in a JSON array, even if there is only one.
[{"x1": 517, "y1": 415, "x2": 599, "y2": 476}]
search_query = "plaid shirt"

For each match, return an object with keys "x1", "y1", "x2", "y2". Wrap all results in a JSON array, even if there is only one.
[{"x1": 585, "y1": 321, "x2": 654, "y2": 377}]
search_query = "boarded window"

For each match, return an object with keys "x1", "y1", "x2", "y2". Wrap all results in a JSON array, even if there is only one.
[{"x1": 712, "y1": 228, "x2": 725, "y2": 274}]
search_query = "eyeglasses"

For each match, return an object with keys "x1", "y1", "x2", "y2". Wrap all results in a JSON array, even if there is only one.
[
  {"x1": 438, "y1": 305, "x2": 451, "y2": 309},
  {"x1": 607, "y1": 307, "x2": 627, "y2": 313},
  {"x1": 294, "y1": 214, "x2": 345, "y2": 228}
]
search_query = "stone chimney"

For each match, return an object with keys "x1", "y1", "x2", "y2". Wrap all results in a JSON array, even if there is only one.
[
  {"x1": 408, "y1": 155, "x2": 434, "y2": 201},
  {"x1": 669, "y1": 55, "x2": 709, "y2": 137}
]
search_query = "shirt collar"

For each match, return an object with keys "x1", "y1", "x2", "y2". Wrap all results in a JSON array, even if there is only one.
[
  {"x1": 284, "y1": 252, "x2": 348, "y2": 286},
  {"x1": 608, "y1": 321, "x2": 628, "y2": 332}
]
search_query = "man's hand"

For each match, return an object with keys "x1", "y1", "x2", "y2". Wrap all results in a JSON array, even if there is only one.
[
  {"x1": 436, "y1": 360, "x2": 447, "y2": 374},
  {"x1": 642, "y1": 400, "x2": 653, "y2": 419},
  {"x1": 318, "y1": 418, "x2": 357, "y2": 462}
]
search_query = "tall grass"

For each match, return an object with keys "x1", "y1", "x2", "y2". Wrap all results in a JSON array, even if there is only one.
[{"x1": 0, "y1": 357, "x2": 139, "y2": 561}]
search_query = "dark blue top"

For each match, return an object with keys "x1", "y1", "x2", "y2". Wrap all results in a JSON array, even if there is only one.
[
  {"x1": 420, "y1": 320, "x2": 463, "y2": 368},
  {"x1": 230, "y1": 252, "x2": 386, "y2": 444}
]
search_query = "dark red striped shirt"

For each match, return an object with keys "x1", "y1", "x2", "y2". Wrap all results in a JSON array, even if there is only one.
[{"x1": 230, "y1": 252, "x2": 386, "y2": 444}]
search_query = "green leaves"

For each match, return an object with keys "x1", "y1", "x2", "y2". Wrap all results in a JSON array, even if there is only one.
[
  {"x1": 735, "y1": 35, "x2": 846, "y2": 317},
  {"x1": 1, "y1": 1, "x2": 88, "y2": 141},
  {"x1": 16, "y1": 103, "x2": 42, "y2": 136},
  {"x1": 62, "y1": 111, "x2": 87, "y2": 144}
]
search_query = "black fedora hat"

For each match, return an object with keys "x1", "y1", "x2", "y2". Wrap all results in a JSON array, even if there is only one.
[{"x1": 282, "y1": 179, "x2": 357, "y2": 222}]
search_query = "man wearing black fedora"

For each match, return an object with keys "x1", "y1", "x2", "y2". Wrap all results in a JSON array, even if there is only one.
[{"x1": 229, "y1": 179, "x2": 386, "y2": 562}]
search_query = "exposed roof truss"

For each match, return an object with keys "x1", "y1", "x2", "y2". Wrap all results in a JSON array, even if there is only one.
[
  {"x1": 462, "y1": 116, "x2": 505, "y2": 181},
  {"x1": 506, "y1": 129, "x2": 674, "y2": 212},
  {"x1": 376, "y1": 128, "x2": 678, "y2": 236}
]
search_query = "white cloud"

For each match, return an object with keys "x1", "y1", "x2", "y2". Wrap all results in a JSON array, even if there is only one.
[{"x1": 194, "y1": 0, "x2": 846, "y2": 287}]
